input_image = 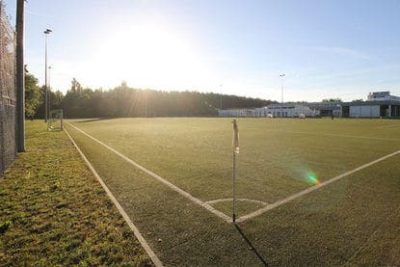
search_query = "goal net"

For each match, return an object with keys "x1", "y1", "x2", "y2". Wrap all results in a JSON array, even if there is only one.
[{"x1": 48, "y1": 109, "x2": 63, "y2": 131}]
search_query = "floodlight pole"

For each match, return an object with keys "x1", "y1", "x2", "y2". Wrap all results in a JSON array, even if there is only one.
[
  {"x1": 48, "y1": 65, "x2": 52, "y2": 116},
  {"x1": 219, "y1": 84, "x2": 223, "y2": 109},
  {"x1": 280, "y1": 74, "x2": 286, "y2": 104},
  {"x1": 44, "y1": 28, "x2": 52, "y2": 122},
  {"x1": 16, "y1": 0, "x2": 25, "y2": 152}
]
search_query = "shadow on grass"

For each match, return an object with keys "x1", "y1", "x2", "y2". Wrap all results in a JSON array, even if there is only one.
[
  {"x1": 73, "y1": 118, "x2": 114, "y2": 124},
  {"x1": 234, "y1": 223, "x2": 269, "y2": 266}
]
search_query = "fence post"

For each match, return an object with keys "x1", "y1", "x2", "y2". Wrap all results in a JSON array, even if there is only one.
[{"x1": 16, "y1": 0, "x2": 25, "y2": 152}]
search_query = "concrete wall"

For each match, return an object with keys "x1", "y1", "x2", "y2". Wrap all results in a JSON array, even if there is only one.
[{"x1": 349, "y1": 105, "x2": 380, "y2": 118}]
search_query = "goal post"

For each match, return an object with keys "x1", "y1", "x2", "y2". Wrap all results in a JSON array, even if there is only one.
[{"x1": 48, "y1": 109, "x2": 63, "y2": 131}]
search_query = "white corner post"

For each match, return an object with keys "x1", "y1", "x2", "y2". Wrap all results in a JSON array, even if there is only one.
[{"x1": 232, "y1": 119, "x2": 239, "y2": 223}]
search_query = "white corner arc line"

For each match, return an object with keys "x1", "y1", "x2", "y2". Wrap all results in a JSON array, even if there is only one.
[
  {"x1": 206, "y1": 198, "x2": 268, "y2": 206},
  {"x1": 64, "y1": 128, "x2": 164, "y2": 267},
  {"x1": 236, "y1": 149, "x2": 400, "y2": 223},
  {"x1": 66, "y1": 122, "x2": 232, "y2": 223}
]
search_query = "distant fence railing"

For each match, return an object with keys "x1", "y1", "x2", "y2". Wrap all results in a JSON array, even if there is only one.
[{"x1": 0, "y1": 0, "x2": 16, "y2": 176}]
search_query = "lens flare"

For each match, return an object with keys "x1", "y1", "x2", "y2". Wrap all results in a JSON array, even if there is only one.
[{"x1": 305, "y1": 171, "x2": 320, "y2": 185}]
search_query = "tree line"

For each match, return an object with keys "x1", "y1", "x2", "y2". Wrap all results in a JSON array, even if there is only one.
[{"x1": 25, "y1": 74, "x2": 275, "y2": 119}]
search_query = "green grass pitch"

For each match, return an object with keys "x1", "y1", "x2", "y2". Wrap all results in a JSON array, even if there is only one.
[{"x1": 65, "y1": 118, "x2": 400, "y2": 266}]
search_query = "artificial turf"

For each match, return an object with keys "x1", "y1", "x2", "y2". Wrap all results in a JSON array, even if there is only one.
[
  {"x1": 67, "y1": 118, "x2": 400, "y2": 204},
  {"x1": 65, "y1": 118, "x2": 400, "y2": 266},
  {"x1": 0, "y1": 121, "x2": 151, "y2": 266}
]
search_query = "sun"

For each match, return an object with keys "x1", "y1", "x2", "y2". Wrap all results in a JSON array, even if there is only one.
[{"x1": 91, "y1": 21, "x2": 213, "y2": 90}]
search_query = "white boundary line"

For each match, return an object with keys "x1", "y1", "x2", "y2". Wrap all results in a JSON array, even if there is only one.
[
  {"x1": 376, "y1": 124, "x2": 400, "y2": 129},
  {"x1": 64, "y1": 128, "x2": 164, "y2": 267},
  {"x1": 236, "y1": 149, "x2": 400, "y2": 223},
  {"x1": 206, "y1": 198, "x2": 268, "y2": 206},
  {"x1": 277, "y1": 130, "x2": 400, "y2": 142},
  {"x1": 66, "y1": 122, "x2": 232, "y2": 223}
]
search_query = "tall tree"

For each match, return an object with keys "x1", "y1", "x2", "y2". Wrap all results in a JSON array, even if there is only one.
[
  {"x1": 70, "y1": 78, "x2": 82, "y2": 94},
  {"x1": 56, "y1": 78, "x2": 275, "y2": 118},
  {"x1": 25, "y1": 73, "x2": 42, "y2": 119}
]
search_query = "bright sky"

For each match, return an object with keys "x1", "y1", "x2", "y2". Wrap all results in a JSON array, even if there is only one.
[{"x1": 4, "y1": 0, "x2": 400, "y2": 101}]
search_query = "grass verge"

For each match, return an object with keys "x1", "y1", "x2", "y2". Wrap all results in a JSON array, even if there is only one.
[{"x1": 0, "y1": 121, "x2": 152, "y2": 266}]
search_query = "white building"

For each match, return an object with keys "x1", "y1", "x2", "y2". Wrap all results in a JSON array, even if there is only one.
[
  {"x1": 265, "y1": 104, "x2": 318, "y2": 118},
  {"x1": 349, "y1": 105, "x2": 380, "y2": 118},
  {"x1": 217, "y1": 91, "x2": 400, "y2": 119},
  {"x1": 367, "y1": 91, "x2": 400, "y2": 102},
  {"x1": 218, "y1": 109, "x2": 254, "y2": 117},
  {"x1": 342, "y1": 91, "x2": 400, "y2": 118}
]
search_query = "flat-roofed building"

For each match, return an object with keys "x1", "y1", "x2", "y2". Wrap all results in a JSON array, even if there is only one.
[
  {"x1": 307, "y1": 102, "x2": 342, "y2": 117},
  {"x1": 265, "y1": 104, "x2": 317, "y2": 118},
  {"x1": 218, "y1": 108, "x2": 255, "y2": 117},
  {"x1": 342, "y1": 91, "x2": 400, "y2": 118},
  {"x1": 342, "y1": 100, "x2": 400, "y2": 118},
  {"x1": 367, "y1": 91, "x2": 400, "y2": 102},
  {"x1": 217, "y1": 91, "x2": 400, "y2": 119},
  {"x1": 218, "y1": 104, "x2": 317, "y2": 118}
]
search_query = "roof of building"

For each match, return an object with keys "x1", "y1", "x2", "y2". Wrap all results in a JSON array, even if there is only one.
[{"x1": 370, "y1": 91, "x2": 390, "y2": 97}]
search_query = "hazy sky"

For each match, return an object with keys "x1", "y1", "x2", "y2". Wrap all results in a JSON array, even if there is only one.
[{"x1": 4, "y1": 0, "x2": 400, "y2": 101}]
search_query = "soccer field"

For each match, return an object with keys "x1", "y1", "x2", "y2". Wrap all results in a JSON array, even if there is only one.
[{"x1": 65, "y1": 118, "x2": 400, "y2": 266}]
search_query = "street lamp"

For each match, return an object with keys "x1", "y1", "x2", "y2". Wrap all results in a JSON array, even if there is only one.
[
  {"x1": 280, "y1": 74, "x2": 286, "y2": 104},
  {"x1": 219, "y1": 84, "x2": 223, "y2": 109},
  {"x1": 44, "y1": 28, "x2": 52, "y2": 122}
]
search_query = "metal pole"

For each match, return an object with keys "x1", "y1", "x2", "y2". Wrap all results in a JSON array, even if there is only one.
[
  {"x1": 44, "y1": 29, "x2": 52, "y2": 122},
  {"x1": 48, "y1": 66, "x2": 51, "y2": 116},
  {"x1": 219, "y1": 84, "x2": 223, "y2": 110},
  {"x1": 60, "y1": 110, "x2": 63, "y2": 130},
  {"x1": 232, "y1": 149, "x2": 237, "y2": 222},
  {"x1": 280, "y1": 74, "x2": 285, "y2": 104},
  {"x1": 16, "y1": 0, "x2": 25, "y2": 152},
  {"x1": 232, "y1": 119, "x2": 239, "y2": 223},
  {"x1": 44, "y1": 33, "x2": 48, "y2": 122}
]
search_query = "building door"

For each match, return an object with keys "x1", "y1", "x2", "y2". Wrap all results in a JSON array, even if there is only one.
[
  {"x1": 342, "y1": 106, "x2": 350, "y2": 118},
  {"x1": 380, "y1": 105, "x2": 389, "y2": 117}
]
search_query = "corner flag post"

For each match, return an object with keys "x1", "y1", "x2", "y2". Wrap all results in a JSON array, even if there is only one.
[{"x1": 232, "y1": 119, "x2": 239, "y2": 223}]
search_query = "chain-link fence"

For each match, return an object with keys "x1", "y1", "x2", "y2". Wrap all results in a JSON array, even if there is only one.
[{"x1": 0, "y1": 0, "x2": 16, "y2": 176}]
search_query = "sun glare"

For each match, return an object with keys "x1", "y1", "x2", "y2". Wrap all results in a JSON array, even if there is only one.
[{"x1": 91, "y1": 22, "x2": 213, "y2": 89}]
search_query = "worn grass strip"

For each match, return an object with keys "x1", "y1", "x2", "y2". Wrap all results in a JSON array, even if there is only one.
[
  {"x1": 64, "y1": 127, "x2": 163, "y2": 267},
  {"x1": 66, "y1": 122, "x2": 232, "y2": 223},
  {"x1": 0, "y1": 121, "x2": 151, "y2": 266},
  {"x1": 237, "y1": 149, "x2": 400, "y2": 223}
]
